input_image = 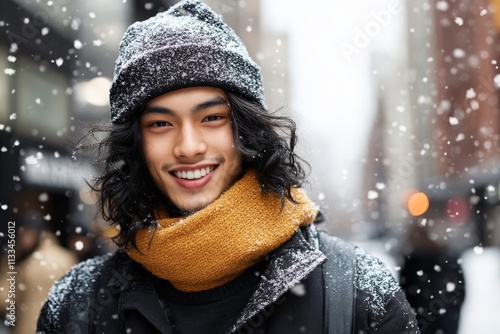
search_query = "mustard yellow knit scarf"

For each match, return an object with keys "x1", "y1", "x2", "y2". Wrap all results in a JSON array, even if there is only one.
[{"x1": 127, "y1": 171, "x2": 318, "y2": 292}]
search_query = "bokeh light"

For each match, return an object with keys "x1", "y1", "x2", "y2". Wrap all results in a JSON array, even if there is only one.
[
  {"x1": 445, "y1": 197, "x2": 469, "y2": 225},
  {"x1": 407, "y1": 191, "x2": 429, "y2": 216}
]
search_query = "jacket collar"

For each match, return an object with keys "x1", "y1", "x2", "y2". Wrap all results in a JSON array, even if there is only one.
[{"x1": 229, "y1": 225, "x2": 326, "y2": 333}]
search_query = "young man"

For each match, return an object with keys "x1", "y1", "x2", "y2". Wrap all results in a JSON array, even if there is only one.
[{"x1": 37, "y1": 1, "x2": 419, "y2": 333}]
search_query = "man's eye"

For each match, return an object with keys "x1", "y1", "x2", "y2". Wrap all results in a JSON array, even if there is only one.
[
  {"x1": 203, "y1": 115, "x2": 225, "y2": 122},
  {"x1": 151, "y1": 121, "x2": 169, "y2": 127}
]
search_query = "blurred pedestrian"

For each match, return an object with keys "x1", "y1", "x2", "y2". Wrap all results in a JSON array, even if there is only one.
[
  {"x1": 0, "y1": 211, "x2": 77, "y2": 334},
  {"x1": 400, "y1": 211, "x2": 466, "y2": 334}
]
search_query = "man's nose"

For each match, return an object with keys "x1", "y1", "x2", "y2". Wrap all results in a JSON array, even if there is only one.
[{"x1": 173, "y1": 125, "x2": 207, "y2": 159}]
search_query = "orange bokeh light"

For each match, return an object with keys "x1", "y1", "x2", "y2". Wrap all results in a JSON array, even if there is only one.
[{"x1": 407, "y1": 192, "x2": 429, "y2": 216}]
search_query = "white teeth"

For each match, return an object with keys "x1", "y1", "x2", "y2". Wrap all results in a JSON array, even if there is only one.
[{"x1": 174, "y1": 167, "x2": 213, "y2": 180}]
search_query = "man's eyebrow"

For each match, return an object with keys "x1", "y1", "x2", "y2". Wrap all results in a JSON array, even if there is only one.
[
  {"x1": 192, "y1": 96, "x2": 229, "y2": 113},
  {"x1": 142, "y1": 105, "x2": 174, "y2": 116},
  {"x1": 142, "y1": 96, "x2": 229, "y2": 116}
]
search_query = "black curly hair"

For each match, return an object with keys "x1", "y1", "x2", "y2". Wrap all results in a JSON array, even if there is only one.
[{"x1": 80, "y1": 92, "x2": 309, "y2": 250}]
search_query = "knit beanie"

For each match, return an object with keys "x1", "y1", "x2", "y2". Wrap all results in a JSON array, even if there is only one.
[{"x1": 110, "y1": 0, "x2": 264, "y2": 124}]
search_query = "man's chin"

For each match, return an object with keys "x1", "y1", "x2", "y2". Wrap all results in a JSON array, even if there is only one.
[
  {"x1": 176, "y1": 208, "x2": 197, "y2": 217},
  {"x1": 169, "y1": 201, "x2": 209, "y2": 217}
]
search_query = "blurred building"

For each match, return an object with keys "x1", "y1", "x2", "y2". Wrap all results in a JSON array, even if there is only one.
[
  {"x1": 362, "y1": 0, "x2": 500, "y2": 252},
  {"x1": 421, "y1": 0, "x2": 500, "y2": 249},
  {"x1": 360, "y1": 1, "x2": 500, "y2": 332}
]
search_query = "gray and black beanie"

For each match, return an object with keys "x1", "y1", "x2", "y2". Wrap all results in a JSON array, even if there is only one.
[{"x1": 110, "y1": 0, "x2": 264, "y2": 124}]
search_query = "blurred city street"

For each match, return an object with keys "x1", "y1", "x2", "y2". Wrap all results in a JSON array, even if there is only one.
[
  {"x1": 358, "y1": 239, "x2": 500, "y2": 334},
  {"x1": 2, "y1": 0, "x2": 500, "y2": 332}
]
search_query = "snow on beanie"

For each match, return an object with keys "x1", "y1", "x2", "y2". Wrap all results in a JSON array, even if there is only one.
[{"x1": 110, "y1": 0, "x2": 264, "y2": 124}]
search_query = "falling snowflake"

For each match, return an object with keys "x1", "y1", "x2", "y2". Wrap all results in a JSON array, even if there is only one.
[
  {"x1": 4, "y1": 68, "x2": 16, "y2": 75},
  {"x1": 39, "y1": 193, "x2": 49, "y2": 202},
  {"x1": 290, "y1": 283, "x2": 306, "y2": 296},
  {"x1": 493, "y1": 74, "x2": 500, "y2": 88},
  {"x1": 436, "y1": 1, "x2": 449, "y2": 11},
  {"x1": 75, "y1": 241, "x2": 84, "y2": 251},
  {"x1": 54, "y1": 58, "x2": 64, "y2": 67},
  {"x1": 453, "y1": 48, "x2": 465, "y2": 58},
  {"x1": 25, "y1": 156, "x2": 39, "y2": 165},
  {"x1": 449, "y1": 116, "x2": 459, "y2": 125},
  {"x1": 74, "y1": 39, "x2": 83, "y2": 49},
  {"x1": 466, "y1": 88, "x2": 476, "y2": 99},
  {"x1": 71, "y1": 18, "x2": 81, "y2": 30}
]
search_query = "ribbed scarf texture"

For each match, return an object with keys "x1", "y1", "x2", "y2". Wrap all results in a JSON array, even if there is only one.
[{"x1": 128, "y1": 171, "x2": 318, "y2": 292}]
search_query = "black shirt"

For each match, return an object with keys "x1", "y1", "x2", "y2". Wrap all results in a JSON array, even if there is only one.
[{"x1": 154, "y1": 261, "x2": 266, "y2": 334}]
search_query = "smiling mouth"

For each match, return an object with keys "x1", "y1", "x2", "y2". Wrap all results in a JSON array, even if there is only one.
[{"x1": 172, "y1": 166, "x2": 215, "y2": 180}]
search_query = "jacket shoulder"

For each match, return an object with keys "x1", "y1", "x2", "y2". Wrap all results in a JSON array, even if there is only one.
[
  {"x1": 318, "y1": 230, "x2": 418, "y2": 332},
  {"x1": 37, "y1": 253, "x2": 114, "y2": 333},
  {"x1": 316, "y1": 229, "x2": 401, "y2": 306},
  {"x1": 353, "y1": 246, "x2": 401, "y2": 315},
  {"x1": 317, "y1": 230, "x2": 404, "y2": 315},
  {"x1": 353, "y1": 246, "x2": 420, "y2": 333}
]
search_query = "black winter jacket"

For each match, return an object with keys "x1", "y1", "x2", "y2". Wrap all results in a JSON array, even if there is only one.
[{"x1": 37, "y1": 225, "x2": 419, "y2": 333}]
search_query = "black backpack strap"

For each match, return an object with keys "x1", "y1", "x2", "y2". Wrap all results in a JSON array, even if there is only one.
[{"x1": 318, "y1": 230, "x2": 356, "y2": 334}]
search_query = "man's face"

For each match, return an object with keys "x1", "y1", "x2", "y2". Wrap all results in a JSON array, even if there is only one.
[{"x1": 140, "y1": 86, "x2": 242, "y2": 214}]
